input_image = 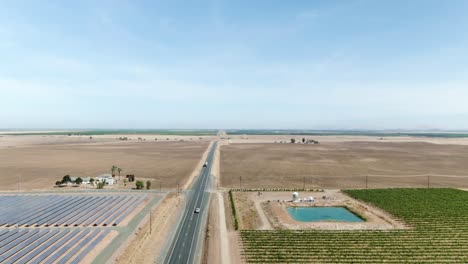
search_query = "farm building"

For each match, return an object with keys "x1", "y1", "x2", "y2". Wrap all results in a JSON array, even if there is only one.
[{"x1": 97, "y1": 174, "x2": 115, "y2": 185}]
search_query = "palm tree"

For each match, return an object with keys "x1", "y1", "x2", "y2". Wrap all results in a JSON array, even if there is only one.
[
  {"x1": 117, "y1": 168, "x2": 123, "y2": 181},
  {"x1": 111, "y1": 165, "x2": 118, "y2": 177}
]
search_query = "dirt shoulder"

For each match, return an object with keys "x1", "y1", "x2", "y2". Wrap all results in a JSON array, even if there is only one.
[
  {"x1": 183, "y1": 141, "x2": 213, "y2": 190},
  {"x1": 115, "y1": 193, "x2": 183, "y2": 264}
]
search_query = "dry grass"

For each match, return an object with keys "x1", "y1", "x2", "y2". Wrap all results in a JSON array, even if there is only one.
[
  {"x1": 220, "y1": 142, "x2": 468, "y2": 189},
  {"x1": 0, "y1": 141, "x2": 209, "y2": 191}
]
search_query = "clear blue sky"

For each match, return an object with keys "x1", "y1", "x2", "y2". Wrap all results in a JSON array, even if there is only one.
[{"x1": 1, "y1": 0, "x2": 468, "y2": 130}]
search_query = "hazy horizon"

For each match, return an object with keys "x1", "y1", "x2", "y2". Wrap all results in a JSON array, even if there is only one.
[{"x1": 1, "y1": 0, "x2": 468, "y2": 129}]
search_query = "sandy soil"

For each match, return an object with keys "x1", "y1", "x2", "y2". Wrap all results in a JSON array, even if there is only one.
[
  {"x1": 0, "y1": 137, "x2": 208, "y2": 191},
  {"x1": 221, "y1": 142, "x2": 468, "y2": 189},
  {"x1": 203, "y1": 194, "x2": 221, "y2": 264},
  {"x1": 235, "y1": 191, "x2": 407, "y2": 231},
  {"x1": 233, "y1": 192, "x2": 262, "y2": 230},
  {"x1": 115, "y1": 193, "x2": 183, "y2": 264}
]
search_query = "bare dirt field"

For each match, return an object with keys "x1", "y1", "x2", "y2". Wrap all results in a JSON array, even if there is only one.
[
  {"x1": 221, "y1": 142, "x2": 468, "y2": 189},
  {"x1": 0, "y1": 136, "x2": 209, "y2": 191}
]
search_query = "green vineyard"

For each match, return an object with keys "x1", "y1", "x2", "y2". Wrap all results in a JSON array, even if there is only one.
[{"x1": 240, "y1": 188, "x2": 468, "y2": 263}]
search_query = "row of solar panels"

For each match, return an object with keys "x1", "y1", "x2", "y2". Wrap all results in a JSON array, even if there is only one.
[
  {"x1": 0, "y1": 228, "x2": 111, "y2": 264},
  {"x1": 0, "y1": 194, "x2": 146, "y2": 227}
]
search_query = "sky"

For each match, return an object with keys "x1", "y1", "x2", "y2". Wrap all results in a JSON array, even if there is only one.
[{"x1": 1, "y1": 0, "x2": 468, "y2": 130}]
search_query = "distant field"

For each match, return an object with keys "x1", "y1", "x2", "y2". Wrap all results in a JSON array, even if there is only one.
[
  {"x1": 225, "y1": 129, "x2": 468, "y2": 138},
  {"x1": 221, "y1": 142, "x2": 468, "y2": 189},
  {"x1": 0, "y1": 129, "x2": 218, "y2": 136},
  {"x1": 241, "y1": 188, "x2": 468, "y2": 263},
  {"x1": 0, "y1": 141, "x2": 208, "y2": 191}
]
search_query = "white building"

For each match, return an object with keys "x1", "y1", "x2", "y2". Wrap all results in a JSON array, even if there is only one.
[
  {"x1": 96, "y1": 174, "x2": 115, "y2": 185},
  {"x1": 293, "y1": 192, "x2": 299, "y2": 202}
]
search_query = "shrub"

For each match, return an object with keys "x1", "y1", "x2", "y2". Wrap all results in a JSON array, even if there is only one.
[
  {"x1": 146, "y1": 181, "x2": 151, "y2": 190},
  {"x1": 75, "y1": 177, "x2": 83, "y2": 185},
  {"x1": 61, "y1": 175, "x2": 71, "y2": 184},
  {"x1": 136, "y1": 180, "x2": 144, "y2": 190}
]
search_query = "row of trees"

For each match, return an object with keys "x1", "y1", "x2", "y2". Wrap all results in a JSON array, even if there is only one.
[
  {"x1": 290, "y1": 138, "x2": 320, "y2": 144},
  {"x1": 55, "y1": 175, "x2": 93, "y2": 186},
  {"x1": 111, "y1": 165, "x2": 123, "y2": 180},
  {"x1": 135, "y1": 180, "x2": 151, "y2": 190}
]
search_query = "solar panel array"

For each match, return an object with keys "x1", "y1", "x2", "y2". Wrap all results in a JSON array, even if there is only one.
[
  {"x1": 0, "y1": 228, "x2": 110, "y2": 264},
  {"x1": 0, "y1": 194, "x2": 147, "y2": 227}
]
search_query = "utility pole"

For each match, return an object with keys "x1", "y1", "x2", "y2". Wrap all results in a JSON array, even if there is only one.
[
  {"x1": 149, "y1": 210, "x2": 152, "y2": 234},
  {"x1": 366, "y1": 175, "x2": 368, "y2": 190},
  {"x1": 303, "y1": 176, "x2": 305, "y2": 190},
  {"x1": 239, "y1": 176, "x2": 242, "y2": 190},
  {"x1": 159, "y1": 182, "x2": 162, "y2": 193},
  {"x1": 177, "y1": 183, "x2": 180, "y2": 194}
]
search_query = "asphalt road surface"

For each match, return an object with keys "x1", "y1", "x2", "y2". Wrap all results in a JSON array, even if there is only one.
[{"x1": 164, "y1": 142, "x2": 217, "y2": 264}]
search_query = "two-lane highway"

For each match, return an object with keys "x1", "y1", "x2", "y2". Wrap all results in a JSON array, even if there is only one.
[{"x1": 164, "y1": 142, "x2": 217, "y2": 264}]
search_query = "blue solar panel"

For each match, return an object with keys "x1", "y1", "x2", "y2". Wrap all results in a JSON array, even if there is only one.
[
  {"x1": 18, "y1": 230, "x2": 71, "y2": 264},
  {"x1": 0, "y1": 229, "x2": 10, "y2": 238},
  {"x1": 43, "y1": 230, "x2": 90, "y2": 264},
  {"x1": 24, "y1": 196, "x2": 83, "y2": 227},
  {"x1": 59, "y1": 196, "x2": 113, "y2": 226},
  {"x1": 4, "y1": 230, "x2": 60, "y2": 264},
  {"x1": 0, "y1": 193, "x2": 143, "y2": 263},
  {"x1": 75, "y1": 196, "x2": 117, "y2": 226},
  {"x1": 49, "y1": 196, "x2": 96, "y2": 226},
  {"x1": 114, "y1": 195, "x2": 146, "y2": 226},
  {"x1": 94, "y1": 196, "x2": 128, "y2": 226},
  {"x1": 55, "y1": 229, "x2": 101, "y2": 264},
  {"x1": 29, "y1": 230, "x2": 80, "y2": 264},
  {"x1": 69, "y1": 230, "x2": 111, "y2": 264},
  {"x1": 14, "y1": 196, "x2": 75, "y2": 226},
  {"x1": 0, "y1": 229, "x2": 40, "y2": 255},
  {"x1": 0, "y1": 229, "x2": 26, "y2": 247},
  {"x1": 35, "y1": 196, "x2": 90, "y2": 226}
]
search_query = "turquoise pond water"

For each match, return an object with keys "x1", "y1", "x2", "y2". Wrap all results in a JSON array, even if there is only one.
[{"x1": 287, "y1": 207, "x2": 364, "y2": 222}]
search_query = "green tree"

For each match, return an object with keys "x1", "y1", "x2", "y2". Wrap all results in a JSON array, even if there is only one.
[
  {"x1": 290, "y1": 138, "x2": 296, "y2": 144},
  {"x1": 97, "y1": 181, "x2": 105, "y2": 189},
  {"x1": 135, "y1": 180, "x2": 144, "y2": 190},
  {"x1": 117, "y1": 168, "x2": 123, "y2": 181},
  {"x1": 62, "y1": 175, "x2": 72, "y2": 184},
  {"x1": 146, "y1": 180, "x2": 151, "y2": 190},
  {"x1": 111, "y1": 165, "x2": 118, "y2": 177},
  {"x1": 75, "y1": 177, "x2": 83, "y2": 185},
  {"x1": 90, "y1": 178, "x2": 95, "y2": 184},
  {"x1": 55, "y1": 181, "x2": 62, "y2": 186}
]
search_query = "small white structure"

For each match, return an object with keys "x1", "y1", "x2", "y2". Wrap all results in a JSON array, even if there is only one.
[
  {"x1": 293, "y1": 192, "x2": 299, "y2": 202},
  {"x1": 96, "y1": 174, "x2": 115, "y2": 185},
  {"x1": 81, "y1": 177, "x2": 91, "y2": 184},
  {"x1": 308, "y1": 197, "x2": 315, "y2": 202}
]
